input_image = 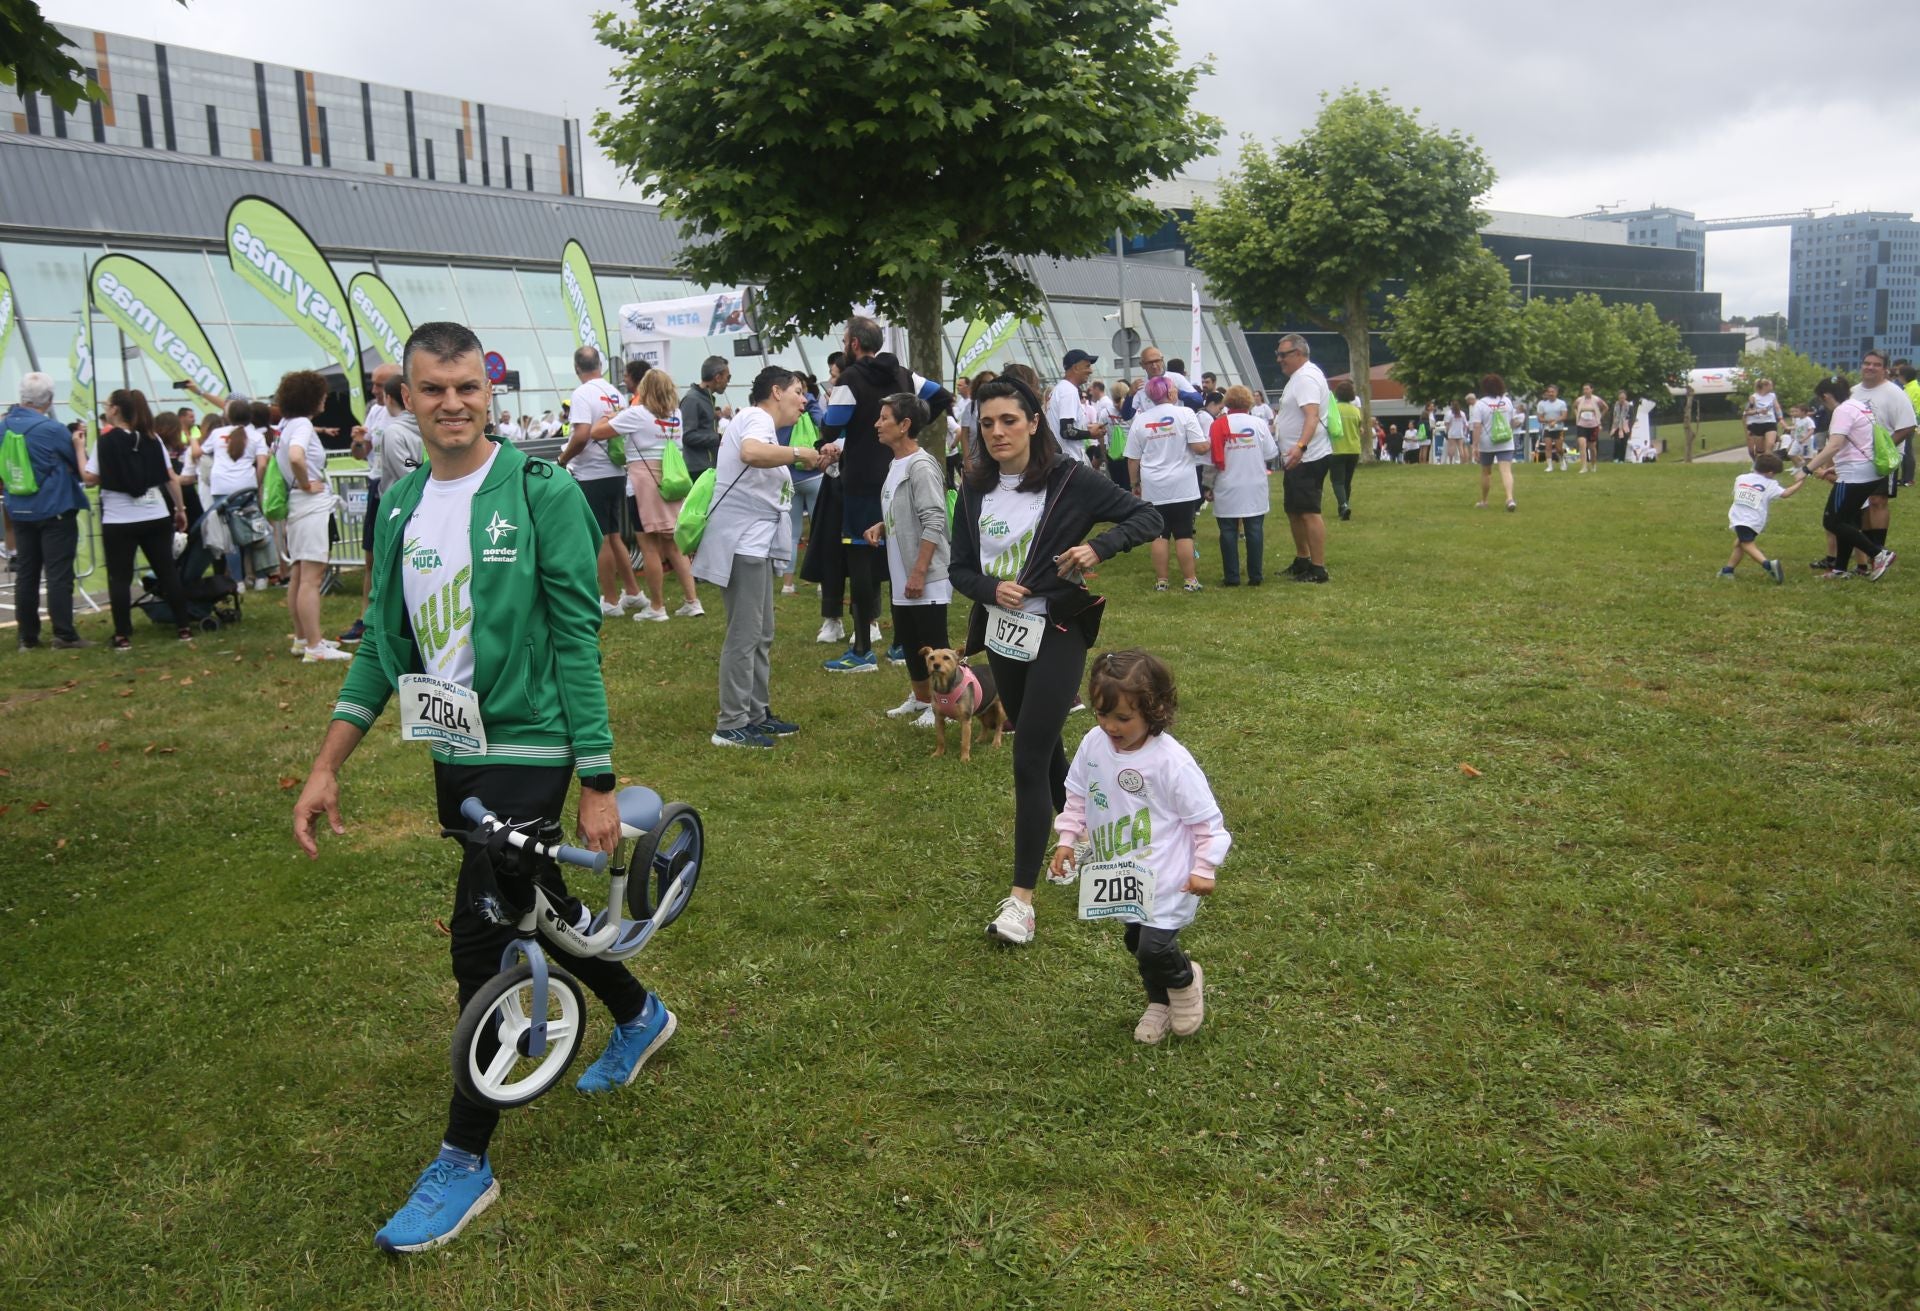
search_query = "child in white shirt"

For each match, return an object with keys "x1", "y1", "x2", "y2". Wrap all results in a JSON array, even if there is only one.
[
  {"x1": 1721, "y1": 451, "x2": 1806, "y2": 583},
  {"x1": 1049, "y1": 649, "x2": 1230, "y2": 1044},
  {"x1": 1782, "y1": 407, "x2": 1817, "y2": 467}
]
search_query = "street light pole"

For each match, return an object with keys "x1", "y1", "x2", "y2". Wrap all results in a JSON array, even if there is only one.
[{"x1": 1513, "y1": 253, "x2": 1533, "y2": 304}]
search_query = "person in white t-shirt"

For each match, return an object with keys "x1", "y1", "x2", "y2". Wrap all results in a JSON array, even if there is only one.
[
  {"x1": 1806, "y1": 376, "x2": 1898, "y2": 579},
  {"x1": 1742, "y1": 378, "x2": 1783, "y2": 460},
  {"x1": 1850, "y1": 349, "x2": 1917, "y2": 559},
  {"x1": 1719, "y1": 451, "x2": 1805, "y2": 582},
  {"x1": 691, "y1": 366, "x2": 834, "y2": 748},
  {"x1": 1125, "y1": 374, "x2": 1208, "y2": 592},
  {"x1": 558, "y1": 346, "x2": 645, "y2": 616},
  {"x1": 205, "y1": 397, "x2": 273, "y2": 585},
  {"x1": 597, "y1": 368, "x2": 702, "y2": 622},
  {"x1": 494, "y1": 410, "x2": 522, "y2": 442},
  {"x1": 1049, "y1": 649, "x2": 1229, "y2": 1044},
  {"x1": 1207, "y1": 387, "x2": 1279, "y2": 586},
  {"x1": 1469, "y1": 372, "x2": 1520, "y2": 513},
  {"x1": 1048, "y1": 350, "x2": 1097, "y2": 465},
  {"x1": 270, "y1": 370, "x2": 350, "y2": 662},
  {"x1": 1272, "y1": 334, "x2": 1333, "y2": 583}
]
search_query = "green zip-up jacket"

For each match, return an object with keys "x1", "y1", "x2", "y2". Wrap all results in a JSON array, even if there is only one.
[{"x1": 330, "y1": 440, "x2": 614, "y2": 779}]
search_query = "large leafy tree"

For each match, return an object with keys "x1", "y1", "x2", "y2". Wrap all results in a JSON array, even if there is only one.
[
  {"x1": 1519, "y1": 294, "x2": 1638, "y2": 399},
  {"x1": 1731, "y1": 342, "x2": 1827, "y2": 413},
  {"x1": 1385, "y1": 245, "x2": 1529, "y2": 406},
  {"x1": 1611, "y1": 300, "x2": 1694, "y2": 399},
  {"x1": 593, "y1": 0, "x2": 1218, "y2": 386},
  {"x1": 1184, "y1": 89, "x2": 1491, "y2": 434}
]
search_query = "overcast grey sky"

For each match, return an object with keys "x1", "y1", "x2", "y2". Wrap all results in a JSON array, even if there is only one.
[{"x1": 50, "y1": 0, "x2": 1920, "y2": 316}]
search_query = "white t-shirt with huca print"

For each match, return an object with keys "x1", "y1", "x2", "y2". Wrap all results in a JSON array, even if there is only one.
[
  {"x1": 1065, "y1": 727, "x2": 1229, "y2": 931},
  {"x1": 979, "y1": 474, "x2": 1046, "y2": 615},
  {"x1": 401, "y1": 448, "x2": 495, "y2": 689}
]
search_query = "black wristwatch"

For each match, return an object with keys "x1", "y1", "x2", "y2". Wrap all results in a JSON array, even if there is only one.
[{"x1": 581, "y1": 773, "x2": 617, "y2": 794}]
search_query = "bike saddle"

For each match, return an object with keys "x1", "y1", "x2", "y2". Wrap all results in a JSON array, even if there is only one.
[{"x1": 617, "y1": 786, "x2": 663, "y2": 839}]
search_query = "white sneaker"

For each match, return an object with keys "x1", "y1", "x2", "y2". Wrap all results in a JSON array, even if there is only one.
[
  {"x1": 632, "y1": 605, "x2": 669, "y2": 623},
  {"x1": 870, "y1": 623, "x2": 884, "y2": 646},
  {"x1": 617, "y1": 592, "x2": 647, "y2": 612},
  {"x1": 912, "y1": 707, "x2": 935, "y2": 729},
  {"x1": 252, "y1": 577, "x2": 269, "y2": 592},
  {"x1": 302, "y1": 644, "x2": 353, "y2": 662},
  {"x1": 292, "y1": 637, "x2": 339, "y2": 655},
  {"x1": 600, "y1": 600, "x2": 624, "y2": 617},
  {"x1": 781, "y1": 583, "x2": 797, "y2": 595},
  {"x1": 887, "y1": 695, "x2": 930, "y2": 718},
  {"x1": 674, "y1": 600, "x2": 706, "y2": 618},
  {"x1": 986, "y1": 895, "x2": 1035, "y2": 945},
  {"x1": 815, "y1": 618, "x2": 845, "y2": 644}
]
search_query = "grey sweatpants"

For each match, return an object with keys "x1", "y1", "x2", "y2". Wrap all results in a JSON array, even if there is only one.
[{"x1": 717, "y1": 553, "x2": 775, "y2": 731}]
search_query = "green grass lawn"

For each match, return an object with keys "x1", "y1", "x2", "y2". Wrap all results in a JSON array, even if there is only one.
[{"x1": 3, "y1": 458, "x2": 1916, "y2": 1309}]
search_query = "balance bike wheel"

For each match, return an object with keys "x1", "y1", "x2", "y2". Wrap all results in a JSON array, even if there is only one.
[
  {"x1": 625, "y1": 803, "x2": 704, "y2": 927},
  {"x1": 450, "y1": 961, "x2": 587, "y2": 1108}
]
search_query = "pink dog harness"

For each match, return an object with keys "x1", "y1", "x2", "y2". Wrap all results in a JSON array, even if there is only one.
[{"x1": 930, "y1": 664, "x2": 984, "y2": 716}]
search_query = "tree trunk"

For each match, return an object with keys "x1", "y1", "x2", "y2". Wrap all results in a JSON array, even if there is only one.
[
  {"x1": 903, "y1": 276, "x2": 946, "y2": 462},
  {"x1": 1682, "y1": 389, "x2": 1697, "y2": 463},
  {"x1": 1341, "y1": 289, "x2": 1373, "y2": 453}
]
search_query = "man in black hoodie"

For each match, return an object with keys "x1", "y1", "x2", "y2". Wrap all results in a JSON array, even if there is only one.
[{"x1": 810, "y1": 316, "x2": 953, "y2": 672}]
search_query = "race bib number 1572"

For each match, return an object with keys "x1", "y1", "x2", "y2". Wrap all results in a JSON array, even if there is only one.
[
  {"x1": 399, "y1": 674, "x2": 487, "y2": 754},
  {"x1": 985, "y1": 605, "x2": 1044, "y2": 663}
]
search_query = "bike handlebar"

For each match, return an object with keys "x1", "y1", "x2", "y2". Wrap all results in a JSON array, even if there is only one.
[{"x1": 459, "y1": 797, "x2": 611, "y2": 873}]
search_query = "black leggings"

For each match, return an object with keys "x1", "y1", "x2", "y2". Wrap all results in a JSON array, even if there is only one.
[
  {"x1": 1328, "y1": 453, "x2": 1359, "y2": 511},
  {"x1": 1124, "y1": 922, "x2": 1195, "y2": 1003},
  {"x1": 434, "y1": 762, "x2": 648, "y2": 1156},
  {"x1": 101, "y1": 516, "x2": 190, "y2": 639},
  {"x1": 891, "y1": 601, "x2": 949, "y2": 682},
  {"x1": 987, "y1": 621, "x2": 1090, "y2": 890},
  {"x1": 1825, "y1": 481, "x2": 1882, "y2": 563},
  {"x1": 847, "y1": 548, "x2": 885, "y2": 656}
]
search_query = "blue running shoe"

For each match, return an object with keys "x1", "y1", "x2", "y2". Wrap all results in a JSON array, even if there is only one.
[
  {"x1": 710, "y1": 726, "x2": 775, "y2": 749},
  {"x1": 576, "y1": 993, "x2": 678, "y2": 1093},
  {"x1": 754, "y1": 713, "x2": 799, "y2": 737},
  {"x1": 823, "y1": 649, "x2": 878, "y2": 674},
  {"x1": 374, "y1": 1152, "x2": 498, "y2": 1253},
  {"x1": 886, "y1": 643, "x2": 907, "y2": 666}
]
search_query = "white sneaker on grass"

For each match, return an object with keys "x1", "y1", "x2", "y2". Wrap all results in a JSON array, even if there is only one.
[
  {"x1": 815, "y1": 618, "x2": 845, "y2": 644},
  {"x1": 1870, "y1": 549, "x2": 1897, "y2": 581},
  {"x1": 887, "y1": 695, "x2": 930, "y2": 718},
  {"x1": 633, "y1": 605, "x2": 669, "y2": 623},
  {"x1": 618, "y1": 592, "x2": 647, "y2": 612},
  {"x1": 870, "y1": 623, "x2": 884, "y2": 647},
  {"x1": 986, "y1": 895, "x2": 1035, "y2": 945},
  {"x1": 303, "y1": 644, "x2": 353, "y2": 662},
  {"x1": 912, "y1": 707, "x2": 935, "y2": 729},
  {"x1": 600, "y1": 600, "x2": 623, "y2": 617},
  {"x1": 674, "y1": 600, "x2": 706, "y2": 618}
]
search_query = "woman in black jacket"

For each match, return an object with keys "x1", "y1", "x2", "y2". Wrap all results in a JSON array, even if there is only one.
[
  {"x1": 950, "y1": 376, "x2": 1162, "y2": 946},
  {"x1": 84, "y1": 389, "x2": 193, "y2": 649}
]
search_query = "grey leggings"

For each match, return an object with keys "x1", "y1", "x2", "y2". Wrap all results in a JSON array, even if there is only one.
[{"x1": 1124, "y1": 922, "x2": 1195, "y2": 1003}]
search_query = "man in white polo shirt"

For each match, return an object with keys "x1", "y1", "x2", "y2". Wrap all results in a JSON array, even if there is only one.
[
  {"x1": 1273, "y1": 333, "x2": 1332, "y2": 584},
  {"x1": 1852, "y1": 348, "x2": 1916, "y2": 562},
  {"x1": 558, "y1": 345, "x2": 644, "y2": 616}
]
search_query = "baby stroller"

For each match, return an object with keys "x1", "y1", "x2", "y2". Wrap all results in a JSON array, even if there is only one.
[{"x1": 136, "y1": 530, "x2": 244, "y2": 633}]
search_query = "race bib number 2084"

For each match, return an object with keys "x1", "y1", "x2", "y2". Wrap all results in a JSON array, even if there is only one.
[{"x1": 399, "y1": 674, "x2": 487, "y2": 754}]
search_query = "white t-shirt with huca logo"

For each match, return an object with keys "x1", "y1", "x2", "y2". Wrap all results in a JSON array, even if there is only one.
[
  {"x1": 1065, "y1": 728, "x2": 1229, "y2": 931},
  {"x1": 979, "y1": 474, "x2": 1045, "y2": 615},
  {"x1": 401, "y1": 448, "x2": 495, "y2": 689}
]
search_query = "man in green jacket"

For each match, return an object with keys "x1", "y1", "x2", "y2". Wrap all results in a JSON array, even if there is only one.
[{"x1": 291, "y1": 322, "x2": 674, "y2": 1254}]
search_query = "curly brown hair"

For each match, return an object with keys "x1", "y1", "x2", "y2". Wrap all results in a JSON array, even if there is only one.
[
  {"x1": 1086, "y1": 648, "x2": 1177, "y2": 736},
  {"x1": 275, "y1": 369, "x2": 329, "y2": 419}
]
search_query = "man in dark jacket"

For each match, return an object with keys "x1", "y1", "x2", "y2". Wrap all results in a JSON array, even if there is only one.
[
  {"x1": 809, "y1": 316, "x2": 953, "y2": 671},
  {"x1": 4, "y1": 372, "x2": 92, "y2": 649},
  {"x1": 678, "y1": 356, "x2": 731, "y2": 476}
]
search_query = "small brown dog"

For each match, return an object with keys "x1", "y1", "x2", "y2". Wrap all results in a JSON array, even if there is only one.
[{"x1": 921, "y1": 646, "x2": 1006, "y2": 762}]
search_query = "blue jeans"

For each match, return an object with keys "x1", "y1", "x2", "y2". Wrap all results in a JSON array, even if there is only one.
[
  {"x1": 1218, "y1": 514, "x2": 1265, "y2": 584},
  {"x1": 787, "y1": 475, "x2": 821, "y2": 572}
]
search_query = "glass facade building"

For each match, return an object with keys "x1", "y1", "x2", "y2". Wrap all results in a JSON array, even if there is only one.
[
  {"x1": 1787, "y1": 211, "x2": 1920, "y2": 371},
  {"x1": 0, "y1": 23, "x2": 582, "y2": 195}
]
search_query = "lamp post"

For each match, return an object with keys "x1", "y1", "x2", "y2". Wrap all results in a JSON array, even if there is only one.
[{"x1": 1513, "y1": 253, "x2": 1533, "y2": 304}]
